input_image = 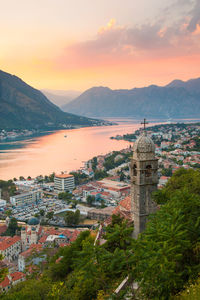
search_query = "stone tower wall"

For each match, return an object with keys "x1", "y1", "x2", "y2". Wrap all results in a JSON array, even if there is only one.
[{"x1": 131, "y1": 136, "x2": 158, "y2": 238}]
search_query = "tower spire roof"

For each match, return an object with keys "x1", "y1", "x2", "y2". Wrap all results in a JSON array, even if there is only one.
[{"x1": 133, "y1": 119, "x2": 155, "y2": 160}]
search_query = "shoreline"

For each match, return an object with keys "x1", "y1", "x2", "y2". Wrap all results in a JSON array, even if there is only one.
[
  {"x1": 1, "y1": 119, "x2": 199, "y2": 181},
  {"x1": 0, "y1": 121, "x2": 115, "y2": 143}
]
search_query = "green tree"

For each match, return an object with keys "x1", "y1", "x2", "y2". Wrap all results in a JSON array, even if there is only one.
[
  {"x1": 103, "y1": 214, "x2": 133, "y2": 252},
  {"x1": 0, "y1": 179, "x2": 16, "y2": 199},
  {"x1": 3, "y1": 218, "x2": 19, "y2": 236},
  {"x1": 86, "y1": 195, "x2": 95, "y2": 206},
  {"x1": 94, "y1": 170, "x2": 108, "y2": 180},
  {"x1": 5, "y1": 209, "x2": 12, "y2": 217},
  {"x1": 91, "y1": 156, "x2": 98, "y2": 171},
  {"x1": 46, "y1": 211, "x2": 54, "y2": 220},
  {"x1": 44, "y1": 175, "x2": 49, "y2": 182},
  {"x1": 0, "y1": 278, "x2": 52, "y2": 300},
  {"x1": 39, "y1": 209, "x2": 45, "y2": 217},
  {"x1": 58, "y1": 192, "x2": 72, "y2": 203},
  {"x1": 74, "y1": 209, "x2": 80, "y2": 224},
  {"x1": 49, "y1": 172, "x2": 55, "y2": 182},
  {"x1": 161, "y1": 167, "x2": 173, "y2": 177},
  {"x1": 71, "y1": 200, "x2": 78, "y2": 209},
  {"x1": 64, "y1": 209, "x2": 80, "y2": 226},
  {"x1": 131, "y1": 170, "x2": 200, "y2": 299},
  {"x1": 69, "y1": 172, "x2": 89, "y2": 185},
  {"x1": 100, "y1": 199, "x2": 106, "y2": 208},
  {"x1": 119, "y1": 172, "x2": 125, "y2": 181},
  {"x1": 0, "y1": 253, "x2": 8, "y2": 282}
]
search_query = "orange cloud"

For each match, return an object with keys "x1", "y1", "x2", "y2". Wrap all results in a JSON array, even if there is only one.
[
  {"x1": 56, "y1": 13, "x2": 200, "y2": 73},
  {"x1": 2, "y1": 1, "x2": 200, "y2": 91},
  {"x1": 98, "y1": 18, "x2": 117, "y2": 34}
]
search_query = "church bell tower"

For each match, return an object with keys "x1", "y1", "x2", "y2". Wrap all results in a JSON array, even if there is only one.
[{"x1": 130, "y1": 119, "x2": 158, "y2": 238}]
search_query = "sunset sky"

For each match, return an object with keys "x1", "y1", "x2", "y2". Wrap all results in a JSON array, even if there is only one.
[{"x1": 0, "y1": 0, "x2": 200, "y2": 91}]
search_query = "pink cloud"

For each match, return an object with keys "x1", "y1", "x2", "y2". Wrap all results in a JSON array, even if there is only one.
[{"x1": 56, "y1": 1, "x2": 200, "y2": 71}]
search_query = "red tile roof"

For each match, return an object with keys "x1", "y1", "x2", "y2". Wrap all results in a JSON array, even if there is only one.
[
  {"x1": 38, "y1": 235, "x2": 48, "y2": 244},
  {"x1": 0, "y1": 272, "x2": 25, "y2": 289},
  {"x1": 160, "y1": 176, "x2": 169, "y2": 180},
  {"x1": 59, "y1": 243, "x2": 69, "y2": 247},
  {"x1": 11, "y1": 272, "x2": 26, "y2": 282},
  {"x1": 69, "y1": 230, "x2": 80, "y2": 242},
  {"x1": 20, "y1": 244, "x2": 43, "y2": 258},
  {"x1": 0, "y1": 276, "x2": 10, "y2": 288},
  {"x1": 108, "y1": 195, "x2": 132, "y2": 223},
  {"x1": 55, "y1": 174, "x2": 74, "y2": 179},
  {"x1": 0, "y1": 236, "x2": 21, "y2": 251},
  {"x1": 39, "y1": 228, "x2": 74, "y2": 244},
  {"x1": 119, "y1": 196, "x2": 131, "y2": 211}
]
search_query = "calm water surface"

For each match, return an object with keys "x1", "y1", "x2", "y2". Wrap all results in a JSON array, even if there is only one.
[{"x1": 0, "y1": 119, "x2": 161, "y2": 180}]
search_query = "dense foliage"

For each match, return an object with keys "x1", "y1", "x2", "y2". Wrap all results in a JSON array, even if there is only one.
[
  {"x1": 0, "y1": 254, "x2": 7, "y2": 283},
  {"x1": 0, "y1": 70, "x2": 101, "y2": 130},
  {"x1": 3, "y1": 218, "x2": 20, "y2": 237},
  {"x1": 69, "y1": 172, "x2": 89, "y2": 185},
  {"x1": 0, "y1": 180, "x2": 16, "y2": 200},
  {"x1": 64, "y1": 209, "x2": 80, "y2": 226},
  {"x1": 103, "y1": 151, "x2": 131, "y2": 171},
  {"x1": 1, "y1": 169, "x2": 200, "y2": 299},
  {"x1": 58, "y1": 191, "x2": 73, "y2": 203}
]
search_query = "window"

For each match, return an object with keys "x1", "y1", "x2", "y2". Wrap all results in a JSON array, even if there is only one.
[
  {"x1": 145, "y1": 165, "x2": 152, "y2": 177},
  {"x1": 133, "y1": 164, "x2": 137, "y2": 176}
]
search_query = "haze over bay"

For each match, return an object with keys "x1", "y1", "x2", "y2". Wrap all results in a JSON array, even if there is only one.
[{"x1": 0, "y1": 119, "x2": 140, "y2": 180}]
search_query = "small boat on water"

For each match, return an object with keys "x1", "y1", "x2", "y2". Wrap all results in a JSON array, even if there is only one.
[{"x1": 64, "y1": 135, "x2": 67, "y2": 138}]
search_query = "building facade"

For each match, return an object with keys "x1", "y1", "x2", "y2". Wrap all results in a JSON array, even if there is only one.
[
  {"x1": 10, "y1": 190, "x2": 41, "y2": 207},
  {"x1": 18, "y1": 244, "x2": 43, "y2": 272},
  {"x1": 54, "y1": 174, "x2": 75, "y2": 192},
  {"x1": 0, "y1": 236, "x2": 21, "y2": 262},
  {"x1": 0, "y1": 272, "x2": 26, "y2": 292},
  {"x1": 130, "y1": 131, "x2": 158, "y2": 238},
  {"x1": 21, "y1": 217, "x2": 43, "y2": 251}
]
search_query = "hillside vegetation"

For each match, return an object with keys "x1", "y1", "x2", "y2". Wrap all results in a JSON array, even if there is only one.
[
  {"x1": 0, "y1": 70, "x2": 101, "y2": 130},
  {"x1": 1, "y1": 169, "x2": 200, "y2": 299}
]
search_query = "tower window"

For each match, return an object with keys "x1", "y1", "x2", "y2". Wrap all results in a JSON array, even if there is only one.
[
  {"x1": 145, "y1": 165, "x2": 152, "y2": 177},
  {"x1": 133, "y1": 164, "x2": 137, "y2": 176}
]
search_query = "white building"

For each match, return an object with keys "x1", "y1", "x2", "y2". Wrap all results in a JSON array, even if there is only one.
[
  {"x1": 0, "y1": 236, "x2": 21, "y2": 262},
  {"x1": 21, "y1": 217, "x2": 43, "y2": 251},
  {"x1": 0, "y1": 271, "x2": 26, "y2": 293},
  {"x1": 0, "y1": 199, "x2": 6, "y2": 208},
  {"x1": 54, "y1": 174, "x2": 75, "y2": 192},
  {"x1": 10, "y1": 190, "x2": 41, "y2": 207},
  {"x1": 18, "y1": 244, "x2": 44, "y2": 272}
]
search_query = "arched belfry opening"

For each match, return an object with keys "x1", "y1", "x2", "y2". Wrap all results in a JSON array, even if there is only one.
[
  {"x1": 145, "y1": 165, "x2": 152, "y2": 177},
  {"x1": 130, "y1": 119, "x2": 158, "y2": 238}
]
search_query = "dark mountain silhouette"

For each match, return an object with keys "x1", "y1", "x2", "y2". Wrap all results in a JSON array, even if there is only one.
[
  {"x1": 0, "y1": 70, "x2": 101, "y2": 130},
  {"x1": 63, "y1": 78, "x2": 200, "y2": 118}
]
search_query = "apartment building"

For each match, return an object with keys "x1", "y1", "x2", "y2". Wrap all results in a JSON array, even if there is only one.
[
  {"x1": 54, "y1": 174, "x2": 75, "y2": 192},
  {"x1": 0, "y1": 236, "x2": 21, "y2": 262},
  {"x1": 10, "y1": 190, "x2": 41, "y2": 207}
]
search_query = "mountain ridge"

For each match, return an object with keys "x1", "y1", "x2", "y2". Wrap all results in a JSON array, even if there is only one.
[
  {"x1": 41, "y1": 89, "x2": 81, "y2": 108},
  {"x1": 0, "y1": 70, "x2": 103, "y2": 130},
  {"x1": 63, "y1": 77, "x2": 200, "y2": 118}
]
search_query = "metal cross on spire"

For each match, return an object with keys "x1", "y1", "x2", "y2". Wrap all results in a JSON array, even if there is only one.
[{"x1": 141, "y1": 118, "x2": 148, "y2": 130}]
